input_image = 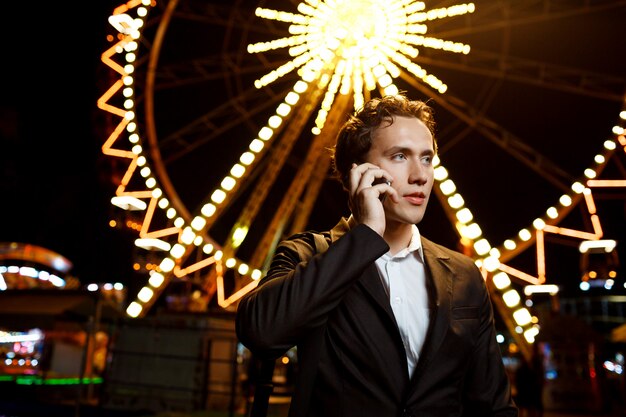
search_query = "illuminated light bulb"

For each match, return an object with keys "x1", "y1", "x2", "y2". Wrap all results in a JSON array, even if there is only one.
[
  {"x1": 201, "y1": 203, "x2": 216, "y2": 217},
  {"x1": 225, "y1": 258, "x2": 237, "y2": 269},
  {"x1": 584, "y1": 168, "x2": 596, "y2": 179},
  {"x1": 482, "y1": 256, "x2": 500, "y2": 272},
  {"x1": 448, "y1": 193, "x2": 465, "y2": 209},
  {"x1": 251, "y1": 269, "x2": 263, "y2": 280},
  {"x1": 473, "y1": 239, "x2": 490, "y2": 255},
  {"x1": 502, "y1": 289, "x2": 521, "y2": 307},
  {"x1": 181, "y1": 227, "x2": 196, "y2": 245},
  {"x1": 523, "y1": 327, "x2": 539, "y2": 344},
  {"x1": 145, "y1": 177, "x2": 156, "y2": 188},
  {"x1": 559, "y1": 194, "x2": 572, "y2": 207},
  {"x1": 148, "y1": 272, "x2": 165, "y2": 288},
  {"x1": 126, "y1": 302, "x2": 142, "y2": 318},
  {"x1": 137, "y1": 287, "x2": 154, "y2": 302},
  {"x1": 524, "y1": 285, "x2": 559, "y2": 296},
  {"x1": 493, "y1": 272, "x2": 511, "y2": 289},
  {"x1": 384, "y1": 84, "x2": 399, "y2": 96},
  {"x1": 191, "y1": 216, "x2": 207, "y2": 231},
  {"x1": 202, "y1": 243, "x2": 214, "y2": 254},
  {"x1": 159, "y1": 258, "x2": 175, "y2": 273},
  {"x1": 170, "y1": 244, "x2": 186, "y2": 259},
  {"x1": 238, "y1": 264, "x2": 250, "y2": 275},
  {"x1": 214, "y1": 251, "x2": 223, "y2": 261},
  {"x1": 135, "y1": 238, "x2": 170, "y2": 251},
  {"x1": 461, "y1": 223, "x2": 482, "y2": 240},
  {"x1": 158, "y1": 198, "x2": 169, "y2": 209},
  {"x1": 221, "y1": 176, "x2": 236, "y2": 191},
  {"x1": 294, "y1": 80, "x2": 308, "y2": 93},
  {"x1": 434, "y1": 165, "x2": 448, "y2": 181},
  {"x1": 571, "y1": 182, "x2": 585, "y2": 194},
  {"x1": 532, "y1": 218, "x2": 546, "y2": 230},
  {"x1": 232, "y1": 227, "x2": 248, "y2": 248},
  {"x1": 259, "y1": 127, "x2": 273, "y2": 140},
  {"x1": 546, "y1": 207, "x2": 558, "y2": 219},
  {"x1": 604, "y1": 140, "x2": 616, "y2": 150},
  {"x1": 250, "y1": 139, "x2": 264, "y2": 153},
  {"x1": 518, "y1": 229, "x2": 532, "y2": 241},
  {"x1": 285, "y1": 92, "x2": 299, "y2": 105},
  {"x1": 276, "y1": 103, "x2": 291, "y2": 116},
  {"x1": 513, "y1": 308, "x2": 533, "y2": 326},
  {"x1": 166, "y1": 207, "x2": 176, "y2": 219},
  {"x1": 211, "y1": 189, "x2": 227, "y2": 204},
  {"x1": 240, "y1": 152, "x2": 255, "y2": 165},
  {"x1": 594, "y1": 154, "x2": 605, "y2": 164},
  {"x1": 140, "y1": 167, "x2": 151, "y2": 177},
  {"x1": 268, "y1": 115, "x2": 282, "y2": 128},
  {"x1": 439, "y1": 179, "x2": 456, "y2": 195},
  {"x1": 111, "y1": 196, "x2": 144, "y2": 212},
  {"x1": 456, "y1": 207, "x2": 473, "y2": 224},
  {"x1": 231, "y1": 164, "x2": 246, "y2": 178}
]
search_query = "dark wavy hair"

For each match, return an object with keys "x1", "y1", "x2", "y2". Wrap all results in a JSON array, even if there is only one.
[{"x1": 330, "y1": 93, "x2": 436, "y2": 189}]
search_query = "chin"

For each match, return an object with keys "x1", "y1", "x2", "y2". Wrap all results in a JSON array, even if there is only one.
[{"x1": 388, "y1": 209, "x2": 426, "y2": 226}]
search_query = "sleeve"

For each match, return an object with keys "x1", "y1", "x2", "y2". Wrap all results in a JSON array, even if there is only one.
[
  {"x1": 235, "y1": 223, "x2": 389, "y2": 357},
  {"x1": 462, "y1": 266, "x2": 518, "y2": 417}
]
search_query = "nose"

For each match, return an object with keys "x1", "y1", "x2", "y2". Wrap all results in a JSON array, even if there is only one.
[{"x1": 408, "y1": 158, "x2": 429, "y2": 185}]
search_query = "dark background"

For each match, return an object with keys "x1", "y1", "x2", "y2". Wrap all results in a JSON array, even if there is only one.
[
  {"x1": 1, "y1": 0, "x2": 625, "y2": 301},
  {"x1": 1, "y1": 1, "x2": 135, "y2": 284}
]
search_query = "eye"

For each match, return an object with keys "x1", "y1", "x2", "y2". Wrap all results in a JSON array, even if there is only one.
[
  {"x1": 392, "y1": 153, "x2": 407, "y2": 160},
  {"x1": 421, "y1": 155, "x2": 432, "y2": 164}
]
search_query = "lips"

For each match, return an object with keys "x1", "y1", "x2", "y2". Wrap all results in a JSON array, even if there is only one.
[{"x1": 404, "y1": 192, "x2": 426, "y2": 205}]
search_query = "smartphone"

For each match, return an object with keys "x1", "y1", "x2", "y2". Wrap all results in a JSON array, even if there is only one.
[{"x1": 373, "y1": 178, "x2": 391, "y2": 202}]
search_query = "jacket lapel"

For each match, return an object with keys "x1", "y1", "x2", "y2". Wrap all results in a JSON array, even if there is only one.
[
  {"x1": 409, "y1": 238, "x2": 454, "y2": 385},
  {"x1": 329, "y1": 217, "x2": 395, "y2": 318}
]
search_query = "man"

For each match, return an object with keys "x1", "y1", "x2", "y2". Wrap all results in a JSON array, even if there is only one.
[{"x1": 236, "y1": 93, "x2": 518, "y2": 417}]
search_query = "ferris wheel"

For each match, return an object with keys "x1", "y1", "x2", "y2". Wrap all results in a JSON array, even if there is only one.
[{"x1": 99, "y1": 0, "x2": 626, "y2": 358}]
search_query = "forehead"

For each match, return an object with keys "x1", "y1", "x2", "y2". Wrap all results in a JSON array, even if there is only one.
[{"x1": 371, "y1": 116, "x2": 434, "y2": 149}]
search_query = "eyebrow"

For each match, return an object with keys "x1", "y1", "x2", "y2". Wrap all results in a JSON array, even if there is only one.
[{"x1": 385, "y1": 146, "x2": 434, "y2": 156}]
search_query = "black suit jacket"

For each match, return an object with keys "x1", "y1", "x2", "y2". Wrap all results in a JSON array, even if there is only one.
[{"x1": 236, "y1": 218, "x2": 517, "y2": 417}]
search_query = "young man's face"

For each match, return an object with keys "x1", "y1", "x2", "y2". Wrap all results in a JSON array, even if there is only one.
[{"x1": 364, "y1": 115, "x2": 435, "y2": 227}]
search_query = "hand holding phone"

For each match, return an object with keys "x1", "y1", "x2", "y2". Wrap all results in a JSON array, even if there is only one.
[{"x1": 372, "y1": 178, "x2": 392, "y2": 202}]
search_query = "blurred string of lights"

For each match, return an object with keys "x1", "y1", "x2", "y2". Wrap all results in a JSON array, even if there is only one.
[
  {"x1": 0, "y1": 265, "x2": 66, "y2": 290},
  {"x1": 98, "y1": 0, "x2": 625, "y2": 346}
]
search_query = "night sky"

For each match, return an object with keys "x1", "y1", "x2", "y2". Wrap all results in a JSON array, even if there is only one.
[
  {"x1": 1, "y1": 1, "x2": 625, "y2": 302},
  {"x1": 1, "y1": 1, "x2": 136, "y2": 285}
]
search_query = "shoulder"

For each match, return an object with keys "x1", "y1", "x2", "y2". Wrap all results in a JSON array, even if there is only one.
[
  {"x1": 277, "y1": 229, "x2": 332, "y2": 260},
  {"x1": 422, "y1": 236, "x2": 481, "y2": 273}
]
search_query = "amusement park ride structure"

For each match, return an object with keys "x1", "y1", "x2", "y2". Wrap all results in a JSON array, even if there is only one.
[{"x1": 97, "y1": 0, "x2": 626, "y2": 361}]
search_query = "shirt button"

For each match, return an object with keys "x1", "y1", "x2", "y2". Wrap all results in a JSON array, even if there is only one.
[{"x1": 394, "y1": 296, "x2": 402, "y2": 304}]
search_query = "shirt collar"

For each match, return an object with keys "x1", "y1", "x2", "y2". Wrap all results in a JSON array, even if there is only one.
[
  {"x1": 348, "y1": 215, "x2": 424, "y2": 262},
  {"x1": 404, "y1": 224, "x2": 424, "y2": 262}
]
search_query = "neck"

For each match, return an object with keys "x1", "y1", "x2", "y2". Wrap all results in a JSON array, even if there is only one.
[{"x1": 383, "y1": 221, "x2": 414, "y2": 256}]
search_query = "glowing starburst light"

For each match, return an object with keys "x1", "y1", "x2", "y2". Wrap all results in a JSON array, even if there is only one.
[{"x1": 249, "y1": 0, "x2": 475, "y2": 129}]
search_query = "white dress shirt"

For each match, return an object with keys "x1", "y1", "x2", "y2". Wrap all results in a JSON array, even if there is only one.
[{"x1": 374, "y1": 224, "x2": 430, "y2": 377}]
